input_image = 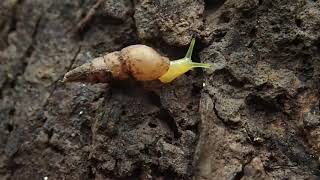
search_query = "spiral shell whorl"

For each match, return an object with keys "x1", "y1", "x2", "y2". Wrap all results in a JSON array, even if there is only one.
[{"x1": 121, "y1": 45, "x2": 170, "y2": 81}]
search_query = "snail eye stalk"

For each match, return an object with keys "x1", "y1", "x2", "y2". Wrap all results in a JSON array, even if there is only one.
[{"x1": 158, "y1": 38, "x2": 210, "y2": 83}]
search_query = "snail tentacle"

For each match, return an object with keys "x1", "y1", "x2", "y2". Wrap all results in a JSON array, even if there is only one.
[{"x1": 158, "y1": 38, "x2": 210, "y2": 83}]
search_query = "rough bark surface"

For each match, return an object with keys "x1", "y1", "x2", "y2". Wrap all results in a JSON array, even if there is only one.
[{"x1": 0, "y1": 0, "x2": 320, "y2": 179}]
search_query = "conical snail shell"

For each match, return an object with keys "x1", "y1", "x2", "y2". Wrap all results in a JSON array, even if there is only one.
[{"x1": 63, "y1": 45, "x2": 170, "y2": 83}]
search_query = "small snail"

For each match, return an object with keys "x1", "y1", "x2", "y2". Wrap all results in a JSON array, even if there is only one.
[{"x1": 63, "y1": 38, "x2": 210, "y2": 84}]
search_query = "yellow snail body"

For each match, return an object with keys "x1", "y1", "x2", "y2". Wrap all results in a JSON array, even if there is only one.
[{"x1": 63, "y1": 38, "x2": 210, "y2": 84}]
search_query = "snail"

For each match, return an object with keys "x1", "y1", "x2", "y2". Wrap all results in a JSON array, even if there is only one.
[{"x1": 62, "y1": 38, "x2": 210, "y2": 84}]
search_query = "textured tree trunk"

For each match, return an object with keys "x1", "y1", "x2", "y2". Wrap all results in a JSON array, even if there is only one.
[{"x1": 1, "y1": 0, "x2": 320, "y2": 179}]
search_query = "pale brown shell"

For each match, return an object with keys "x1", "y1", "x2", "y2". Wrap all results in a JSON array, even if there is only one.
[
  {"x1": 121, "y1": 45, "x2": 170, "y2": 81},
  {"x1": 63, "y1": 45, "x2": 170, "y2": 83},
  {"x1": 63, "y1": 51, "x2": 128, "y2": 83}
]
